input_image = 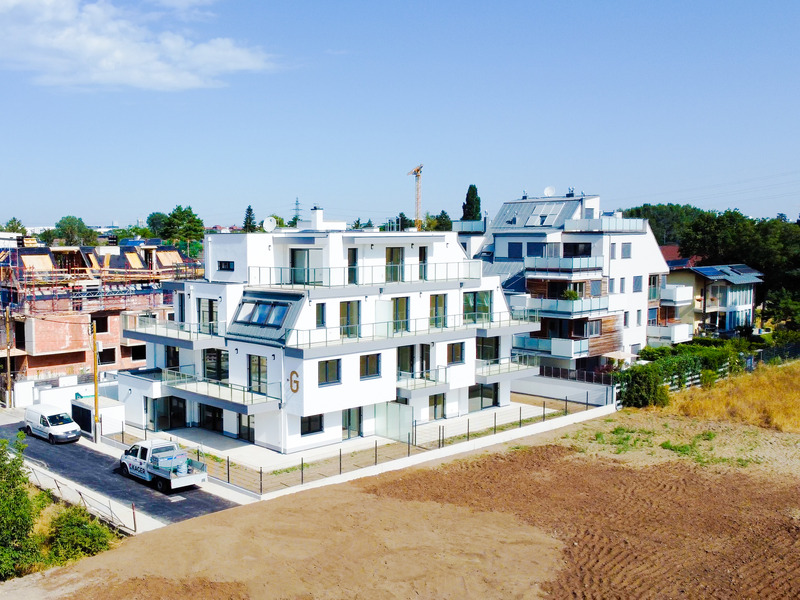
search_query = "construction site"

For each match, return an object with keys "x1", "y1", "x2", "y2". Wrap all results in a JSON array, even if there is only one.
[{"x1": 0, "y1": 242, "x2": 200, "y2": 398}]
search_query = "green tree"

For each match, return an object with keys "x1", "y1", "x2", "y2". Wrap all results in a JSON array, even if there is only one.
[
  {"x1": 364, "y1": 218, "x2": 374, "y2": 228},
  {"x1": 111, "y1": 226, "x2": 152, "y2": 240},
  {"x1": 270, "y1": 214, "x2": 286, "y2": 228},
  {"x1": 462, "y1": 184, "x2": 481, "y2": 221},
  {"x1": 161, "y1": 206, "x2": 205, "y2": 252},
  {"x1": 623, "y1": 203, "x2": 709, "y2": 245},
  {"x1": 351, "y1": 218, "x2": 362, "y2": 230},
  {"x1": 37, "y1": 229, "x2": 57, "y2": 247},
  {"x1": 48, "y1": 506, "x2": 114, "y2": 562},
  {"x1": 433, "y1": 210, "x2": 452, "y2": 231},
  {"x1": 53, "y1": 216, "x2": 97, "y2": 246},
  {"x1": 2, "y1": 218, "x2": 26, "y2": 236},
  {"x1": 146, "y1": 212, "x2": 169, "y2": 238},
  {"x1": 397, "y1": 213, "x2": 413, "y2": 231},
  {"x1": 243, "y1": 205, "x2": 257, "y2": 233},
  {"x1": 0, "y1": 434, "x2": 37, "y2": 580}
]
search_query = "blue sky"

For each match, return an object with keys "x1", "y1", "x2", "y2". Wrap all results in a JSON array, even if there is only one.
[{"x1": 0, "y1": 0, "x2": 798, "y2": 228}]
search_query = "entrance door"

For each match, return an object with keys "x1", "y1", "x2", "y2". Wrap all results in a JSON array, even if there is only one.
[
  {"x1": 418, "y1": 246, "x2": 428, "y2": 281},
  {"x1": 397, "y1": 345, "x2": 415, "y2": 377},
  {"x1": 342, "y1": 407, "x2": 362, "y2": 440},
  {"x1": 199, "y1": 404, "x2": 224, "y2": 432},
  {"x1": 291, "y1": 249, "x2": 309, "y2": 284},
  {"x1": 238, "y1": 414, "x2": 255, "y2": 443},
  {"x1": 428, "y1": 394, "x2": 445, "y2": 420}
]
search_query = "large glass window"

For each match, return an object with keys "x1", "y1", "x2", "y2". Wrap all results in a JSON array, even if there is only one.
[
  {"x1": 347, "y1": 248, "x2": 358, "y2": 284},
  {"x1": 248, "y1": 355, "x2": 268, "y2": 393},
  {"x1": 418, "y1": 246, "x2": 428, "y2": 280},
  {"x1": 197, "y1": 298, "x2": 218, "y2": 331},
  {"x1": 340, "y1": 301, "x2": 360, "y2": 338},
  {"x1": 468, "y1": 384, "x2": 498, "y2": 412},
  {"x1": 235, "y1": 300, "x2": 289, "y2": 328},
  {"x1": 508, "y1": 242, "x2": 523, "y2": 259},
  {"x1": 360, "y1": 353, "x2": 381, "y2": 379},
  {"x1": 386, "y1": 247, "x2": 404, "y2": 283},
  {"x1": 633, "y1": 276, "x2": 643, "y2": 293},
  {"x1": 203, "y1": 349, "x2": 229, "y2": 381},
  {"x1": 428, "y1": 394, "x2": 445, "y2": 420},
  {"x1": 648, "y1": 275, "x2": 660, "y2": 301},
  {"x1": 447, "y1": 342, "x2": 464, "y2": 365},
  {"x1": 397, "y1": 345, "x2": 414, "y2": 376},
  {"x1": 591, "y1": 280, "x2": 602, "y2": 297},
  {"x1": 463, "y1": 291, "x2": 492, "y2": 324},
  {"x1": 393, "y1": 297, "x2": 409, "y2": 333},
  {"x1": 477, "y1": 337, "x2": 499, "y2": 360},
  {"x1": 316, "y1": 303, "x2": 325, "y2": 328},
  {"x1": 563, "y1": 243, "x2": 592, "y2": 258},
  {"x1": 526, "y1": 242, "x2": 545, "y2": 258},
  {"x1": 430, "y1": 294, "x2": 447, "y2": 328},
  {"x1": 318, "y1": 359, "x2": 340, "y2": 385},
  {"x1": 621, "y1": 242, "x2": 632, "y2": 259}
]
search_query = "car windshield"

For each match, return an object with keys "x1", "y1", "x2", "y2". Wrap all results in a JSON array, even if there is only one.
[{"x1": 47, "y1": 413, "x2": 74, "y2": 426}]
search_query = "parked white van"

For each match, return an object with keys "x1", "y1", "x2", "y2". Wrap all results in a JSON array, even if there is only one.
[{"x1": 24, "y1": 404, "x2": 82, "y2": 444}]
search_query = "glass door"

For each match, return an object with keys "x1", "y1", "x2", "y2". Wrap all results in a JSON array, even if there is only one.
[
  {"x1": 420, "y1": 343, "x2": 431, "y2": 379},
  {"x1": 397, "y1": 345, "x2": 414, "y2": 377},
  {"x1": 428, "y1": 394, "x2": 445, "y2": 420},
  {"x1": 342, "y1": 407, "x2": 362, "y2": 440},
  {"x1": 347, "y1": 248, "x2": 358, "y2": 284},
  {"x1": 291, "y1": 249, "x2": 309, "y2": 284},
  {"x1": 238, "y1": 414, "x2": 255, "y2": 443},
  {"x1": 418, "y1": 246, "x2": 428, "y2": 281}
]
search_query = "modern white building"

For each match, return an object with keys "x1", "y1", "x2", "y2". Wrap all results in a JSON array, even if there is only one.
[
  {"x1": 471, "y1": 192, "x2": 691, "y2": 369},
  {"x1": 119, "y1": 208, "x2": 540, "y2": 454}
]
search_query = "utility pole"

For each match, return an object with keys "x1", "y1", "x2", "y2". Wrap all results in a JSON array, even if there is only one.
[
  {"x1": 92, "y1": 321, "x2": 99, "y2": 442},
  {"x1": 5, "y1": 307, "x2": 10, "y2": 409}
]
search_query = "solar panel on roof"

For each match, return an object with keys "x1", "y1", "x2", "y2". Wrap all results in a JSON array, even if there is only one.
[
  {"x1": 694, "y1": 266, "x2": 725, "y2": 278},
  {"x1": 729, "y1": 265, "x2": 760, "y2": 275}
]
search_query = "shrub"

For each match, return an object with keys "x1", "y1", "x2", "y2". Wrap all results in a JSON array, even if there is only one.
[
  {"x1": 48, "y1": 506, "x2": 114, "y2": 563},
  {"x1": 619, "y1": 364, "x2": 670, "y2": 408},
  {"x1": 700, "y1": 369, "x2": 717, "y2": 389},
  {"x1": 0, "y1": 434, "x2": 39, "y2": 580},
  {"x1": 561, "y1": 289, "x2": 580, "y2": 301},
  {"x1": 638, "y1": 346, "x2": 674, "y2": 361}
]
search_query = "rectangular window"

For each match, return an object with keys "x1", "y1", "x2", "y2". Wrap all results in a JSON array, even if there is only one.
[
  {"x1": 609, "y1": 278, "x2": 615, "y2": 294},
  {"x1": 637, "y1": 310, "x2": 642, "y2": 326},
  {"x1": 463, "y1": 290, "x2": 492, "y2": 323},
  {"x1": 447, "y1": 342, "x2": 464, "y2": 365},
  {"x1": 476, "y1": 337, "x2": 499, "y2": 360},
  {"x1": 198, "y1": 298, "x2": 218, "y2": 325},
  {"x1": 590, "y1": 280, "x2": 602, "y2": 297},
  {"x1": 418, "y1": 246, "x2": 428, "y2": 280},
  {"x1": 316, "y1": 303, "x2": 325, "y2": 328},
  {"x1": 648, "y1": 275, "x2": 660, "y2": 301},
  {"x1": 131, "y1": 345, "x2": 146, "y2": 361},
  {"x1": 621, "y1": 242, "x2": 632, "y2": 259},
  {"x1": 563, "y1": 243, "x2": 592, "y2": 258},
  {"x1": 235, "y1": 300, "x2": 289, "y2": 328},
  {"x1": 340, "y1": 301, "x2": 360, "y2": 338},
  {"x1": 203, "y1": 348, "x2": 229, "y2": 381},
  {"x1": 648, "y1": 307, "x2": 658, "y2": 326},
  {"x1": 430, "y1": 294, "x2": 447, "y2": 328},
  {"x1": 633, "y1": 276, "x2": 643, "y2": 293},
  {"x1": 508, "y1": 242, "x2": 523, "y2": 259},
  {"x1": 468, "y1": 383, "x2": 498, "y2": 412},
  {"x1": 526, "y1": 242, "x2": 545, "y2": 257},
  {"x1": 624, "y1": 311, "x2": 630, "y2": 328},
  {"x1": 218, "y1": 261, "x2": 234, "y2": 271},
  {"x1": 347, "y1": 248, "x2": 358, "y2": 284},
  {"x1": 98, "y1": 347, "x2": 115, "y2": 365},
  {"x1": 360, "y1": 353, "x2": 381, "y2": 379},
  {"x1": 318, "y1": 359, "x2": 340, "y2": 386},
  {"x1": 92, "y1": 315, "x2": 109, "y2": 334},
  {"x1": 301, "y1": 415, "x2": 323, "y2": 436},
  {"x1": 610, "y1": 243, "x2": 616, "y2": 259},
  {"x1": 620, "y1": 278, "x2": 626, "y2": 294},
  {"x1": 587, "y1": 319, "x2": 601, "y2": 337},
  {"x1": 248, "y1": 355, "x2": 268, "y2": 393},
  {"x1": 392, "y1": 297, "x2": 410, "y2": 333},
  {"x1": 386, "y1": 247, "x2": 404, "y2": 283},
  {"x1": 165, "y1": 345, "x2": 179, "y2": 369}
]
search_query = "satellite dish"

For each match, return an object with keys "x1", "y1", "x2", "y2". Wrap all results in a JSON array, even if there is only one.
[
  {"x1": 264, "y1": 216, "x2": 277, "y2": 233},
  {"x1": 544, "y1": 186, "x2": 555, "y2": 197}
]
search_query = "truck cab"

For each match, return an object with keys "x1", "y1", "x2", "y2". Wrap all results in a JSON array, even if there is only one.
[{"x1": 120, "y1": 440, "x2": 207, "y2": 492}]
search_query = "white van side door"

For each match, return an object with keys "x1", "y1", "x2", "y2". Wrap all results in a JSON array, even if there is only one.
[{"x1": 35, "y1": 415, "x2": 49, "y2": 437}]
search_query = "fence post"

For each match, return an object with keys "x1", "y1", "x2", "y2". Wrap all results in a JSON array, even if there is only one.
[
  {"x1": 301, "y1": 458, "x2": 304, "y2": 485},
  {"x1": 467, "y1": 419, "x2": 470, "y2": 441},
  {"x1": 54, "y1": 479, "x2": 62, "y2": 497},
  {"x1": 259, "y1": 467, "x2": 263, "y2": 495},
  {"x1": 121, "y1": 422, "x2": 125, "y2": 445},
  {"x1": 519, "y1": 406, "x2": 522, "y2": 428},
  {"x1": 564, "y1": 396, "x2": 568, "y2": 416},
  {"x1": 226, "y1": 456, "x2": 230, "y2": 483},
  {"x1": 413, "y1": 419, "x2": 417, "y2": 446},
  {"x1": 77, "y1": 490, "x2": 88, "y2": 509},
  {"x1": 494, "y1": 413, "x2": 497, "y2": 435},
  {"x1": 407, "y1": 432, "x2": 411, "y2": 457},
  {"x1": 100, "y1": 415, "x2": 103, "y2": 437},
  {"x1": 374, "y1": 440, "x2": 378, "y2": 465},
  {"x1": 197, "y1": 448, "x2": 200, "y2": 461},
  {"x1": 132, "y1": 502, "x2": 137, "y2": 533},
  {"x1": 339, "y1": 448, "x2": 342, "y2": 475},
  {"x1": 586, "y1": 391, "x2": 589, "y2": 411},
  {"x1": 542, "y1": 402, "x2": 546, "y2": 422}
]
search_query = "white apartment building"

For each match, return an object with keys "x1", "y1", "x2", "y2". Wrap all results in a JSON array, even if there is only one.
[
  {"x1": 472, "y1": 192, "x2": 690, "y2": 369},
  {"x1": 118, "y1": 208, "x2": 539, "y2": 454}
]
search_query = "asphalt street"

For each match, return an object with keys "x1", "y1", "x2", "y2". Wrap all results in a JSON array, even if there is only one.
[{"x1": 0, "y1": 422, "x2": 238, "y2": 524}]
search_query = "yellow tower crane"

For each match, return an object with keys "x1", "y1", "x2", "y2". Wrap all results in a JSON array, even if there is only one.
[{"x1": 407, "y1": 164, "x2": 423, "y2": 230}]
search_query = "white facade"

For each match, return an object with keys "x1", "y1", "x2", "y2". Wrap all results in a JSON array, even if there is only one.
[
  {"x1": 476, "y1": 194, "x2": 677, "y2": 369},
  {"x1": 120, "y1": 208, "x2": 539, "y2": 454}
]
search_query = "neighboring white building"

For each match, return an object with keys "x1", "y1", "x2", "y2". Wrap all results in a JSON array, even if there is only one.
[
  {"x1": 119, "y1": 208, "x2": 540, "y2": 454},
  {"x1": 473, "y1": 192, "x2": 688, "y2": 369}
]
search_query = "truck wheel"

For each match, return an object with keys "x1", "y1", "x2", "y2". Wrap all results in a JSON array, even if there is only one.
[
  {"x1": 155, "y1": 478, "x2": 169, "y2": 493},
  {"x1": 121, "y1": 464, "x2": 130, "y2": 478},
  {"x1": 25, "y1": 425, "x2": 32, "y2": 437},
  {"x1": 48, "y1": 434, "x2": 56, "y2": 445}
]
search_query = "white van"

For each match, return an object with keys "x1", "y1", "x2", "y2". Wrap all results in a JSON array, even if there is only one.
[{"x1": 24, "y1": 404, "x2": 82, "y2": 444}]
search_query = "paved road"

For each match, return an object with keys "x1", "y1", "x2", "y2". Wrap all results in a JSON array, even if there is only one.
[{"x1": 0, "y1": 422, "x2": 238, "y2": 524}]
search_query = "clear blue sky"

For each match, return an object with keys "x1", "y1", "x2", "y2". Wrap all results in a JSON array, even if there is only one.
[{"x1": 0, "y1": 0, "x2": 798, "y2": 228}]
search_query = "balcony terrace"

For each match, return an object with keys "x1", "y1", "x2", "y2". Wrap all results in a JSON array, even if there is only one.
[
  {"x1": 660, "y1": 284, "x2": 694, "y2": 306},
  {"x1": 475, "y1": 355, "x2": 539, "y2": 384},
  {"x1": 396, "y1": 367, "x2": 449, "y2": 399},
  {"x1": 514, "y1": 336, "x2": 590, "y2": 359},
  {"x1": 563, "y1": 217, "x2": 647, "y2": 233},
  {"x1": 525, "y1": 296, "x2": 609, "y2": 315},
  {"x1": 162, "y1": 369, "x2": 281, "y2": 415},
  {"x1": 122, "y1": 314, "x2": 226, "y2": 350}
]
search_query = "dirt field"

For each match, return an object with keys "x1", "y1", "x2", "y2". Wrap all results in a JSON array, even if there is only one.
[{"x1": 2, "y1": 408, "x2": 800, "y2": 599}]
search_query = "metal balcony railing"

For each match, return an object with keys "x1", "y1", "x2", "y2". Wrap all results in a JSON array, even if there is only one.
[
  {"x1": 475, "y1": 355, "x2": 539, "y2": 376},
  {"x1": 396, "y1": 367, "x2": 448, "y2": 390},
  {"x1": 525, "y1": 296, "x2": 609, "y2": 314},
  {"x1": 122, "y1": 314, "x2": 226, "y2": 339},
  {"x1": 524, "y1": 256, "x2": 604, "y2": 272},
  {"x1": 247, "y1": 260, "x2": 483, "y2": 288}
]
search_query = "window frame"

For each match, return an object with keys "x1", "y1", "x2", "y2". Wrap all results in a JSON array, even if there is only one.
[
  {"x1": 301, "y1": 414, "x2": 324, "y2": 436},
  {"x1": 621, "y1": 242, "x2": 632, "y2": 259},
  {"x1": 316, "y1": 303, "x2": 325, "y2": 328},
  {"x1": 508, "y1": 242, "x2": 523, "y2": 259},
  {"x1": 633, "y1": 276, "x2": 643, "y2": 293},
  {"x1": 318, "y1": 359, "x2": 341, "y2": 386},
  {"x1": 91, "y1": 315, "x2": 109, "y2": 334},
  {"x1": 234, "y1": 300, "x2": 289, "y2": 328},
  {"x1": 217, "y1": 260, "x2": 234, "y2": 272},
  {"x1": 359, "y1": 353, "x2": 381, "y2": 379},
  {"x1": 447, "y1": 342, "x2": 465, "y2": 365}
]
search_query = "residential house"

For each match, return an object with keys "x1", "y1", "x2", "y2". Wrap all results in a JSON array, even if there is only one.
[{"x1": 119, "y1": 208, "x2": 540, "y2": 454}]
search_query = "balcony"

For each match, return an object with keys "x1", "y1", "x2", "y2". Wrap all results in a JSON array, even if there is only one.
[
  {"x1": 396, "y1": 367, "x2": 448, "y2": 399},
  {"x1": 475, "y1": 355, "x2": 539, "y2": 384},
  {"x1": 525, "y1": 296, "x2": 609, "y2": 315},
  {"x1": 122, "y1": 314, "x2": 226, "y2": 350},
  {"x1": 660, "y1": 284, "x2": 694, "y2": 306},
  {"x1": 524, "y1": 255, "x2": 604, "y2": 275},
  {"x1": 285, "y1": 310, "x2": 539, "y2": 349},
  {"x1": 451, "y1": 219, "x2": 486, "y2": 233},
  {"x1": 514, "y1": 336, "x2": 589, "y2": 359},
  {"x1": 162, "y1": 369, "x2": 281, "y2": 414},
  {"x1": 564, "y1": 217, "x2": 647, "y2": 233},
  {"x1": 647, "y1": 322, "x2": 693, "y2": 345},
  {"x1": 247, "y1": 260, "x2": 482, "y2": 289}
]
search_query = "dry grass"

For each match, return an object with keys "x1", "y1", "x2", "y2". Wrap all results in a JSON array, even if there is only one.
[{"x1": 668, "y1": 361, "x2": 800, "y2": 433}]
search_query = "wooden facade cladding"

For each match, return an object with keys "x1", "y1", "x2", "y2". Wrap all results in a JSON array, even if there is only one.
[
  {"x1": 526, "y1": 278, "x2": 608, "y2": 299},
  {"x1": 588, "y1": 314, "x2": 623, "y2": 356}
]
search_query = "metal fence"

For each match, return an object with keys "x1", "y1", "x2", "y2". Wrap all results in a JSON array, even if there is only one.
[{"x1": 539, "y1": 365, "x2": 615, "y2": 386}]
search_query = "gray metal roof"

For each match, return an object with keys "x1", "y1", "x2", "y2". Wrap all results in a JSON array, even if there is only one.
[
  {"x1": 226, "y1": 291, "x2": 305, "y2": 346},
  {"x1": 487, "y1": 198, "x2": 584, "y2": 235},
  {"x1": 481, "y1": 259, "x2": 526, "y2": 292}
]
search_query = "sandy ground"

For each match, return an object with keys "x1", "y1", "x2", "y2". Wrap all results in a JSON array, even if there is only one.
[{"x1": 2, "y1": 408, "x2": 800, "y2": 600}]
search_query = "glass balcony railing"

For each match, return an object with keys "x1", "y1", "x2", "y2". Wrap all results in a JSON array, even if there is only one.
[
  {"x1": 162, "y1": 369, "x2": 281, "y2": 405},
  {"x1": 396, "y1": 367, "x2": 448, "y2": 390},
  {"x1": 525, "y1": 296, "x2": 609, "y2": 314},
  {"x1": 524, "y1": 256, "x2": 604, "y2": 272},
  {"x1": 514, "y1": 337, "x2": 589, "y2": 357},
  {"x1": 247, "y1": 260, "x2": 483, "y2": 288},
  {"x1": 122, "y1": 314, "x2": 226, "y2": 339},
  {"x1": 475, "y1": 355, "x2": 539, "y2": 376},
  {"x1": 286, "y1": 309, "x2": 539, "y2": 348},
  {"x1": 564, "y1": 217, "x2": 647, "y2": 233}
]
